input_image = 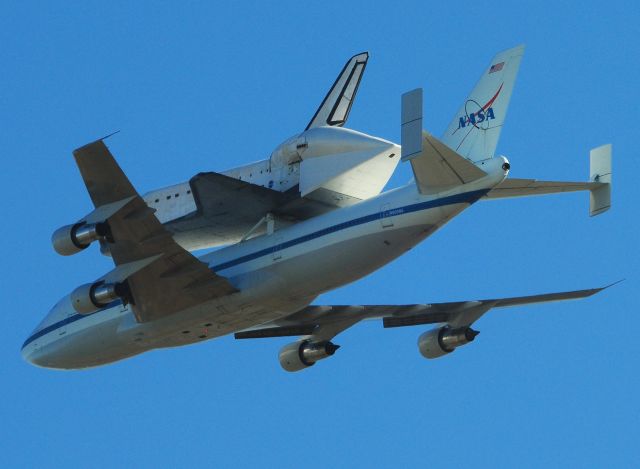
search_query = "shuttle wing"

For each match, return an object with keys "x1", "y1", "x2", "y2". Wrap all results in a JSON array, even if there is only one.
[
  {"x1": 165, "y1": 172, "x2": 350, "y2": 246},
  {"x1": 234, "y1": 284, "x2": 613, "y2": 341},
  {"x1": 73, "y1": 139, "x2": 238, "y2": 322}
]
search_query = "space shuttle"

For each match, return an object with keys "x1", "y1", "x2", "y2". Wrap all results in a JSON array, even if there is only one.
[
  {"x1": 114, "y1": 52, "x2": 398, "y2": 253},
  {"x1": 54, "y1": 46, "x2": 609, "y2": 259}
]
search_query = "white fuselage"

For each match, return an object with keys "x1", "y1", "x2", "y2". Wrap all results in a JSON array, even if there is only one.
[{"x1": 22, "y1": 164, "x2": 507, "y2": 369}]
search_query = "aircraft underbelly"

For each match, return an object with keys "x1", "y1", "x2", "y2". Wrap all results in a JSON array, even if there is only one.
[
  {"x1": 137, "y1": 201, "x2": 471, "y2": 356},
  {"x1": 270, "y1": 225, "x2": 434, "y2": 296},
  {"x1": 27, "y1": 316, "x2": 137, "y2": 369},
  {"x1": 261, "y1": 201, "x2": 467, "y2": 293}
]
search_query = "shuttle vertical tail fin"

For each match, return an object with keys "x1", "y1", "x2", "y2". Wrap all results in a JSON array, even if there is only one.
[
  {"x1": 441, "y1": 45, "x2": 525, "y2": 163},
  {"x1": 306, "y1": 52, "x2": 369, "y2": 130}
]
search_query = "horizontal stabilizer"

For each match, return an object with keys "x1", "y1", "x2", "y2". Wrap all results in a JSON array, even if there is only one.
[
  {"x1": 401, "y1": 88, "x2": 486, "y2": 194},
  {"x1": 484, "y1": 178, "x2": 601, "y2": 198},
  {"x1": 483, "y1": 144, "x2": 612, "y2": 216},
  {"x1": 420, "y1": 130, "x2": 487, "y2": 186}
]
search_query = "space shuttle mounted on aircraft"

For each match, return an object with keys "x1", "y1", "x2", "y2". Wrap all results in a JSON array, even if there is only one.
[{"x1": 24, "y1": 46, "x2": 615, "y2": 371}]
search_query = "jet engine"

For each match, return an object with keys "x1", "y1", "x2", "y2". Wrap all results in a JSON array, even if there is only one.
[
  {"x1": 70, "y1": 281, "x2": 128, "y2": 314},
  {"x1": 52, "y1": 222, "x2": 109, "y2": 256},
  {"x1": 278, "y1": 340, "x2": 340, "y2": 372},
  {"x1": 418, "y1": 326, "x2": 479, "y2": 359}
]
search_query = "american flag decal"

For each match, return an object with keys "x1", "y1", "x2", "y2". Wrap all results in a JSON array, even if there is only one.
[{"x1": 489, "y1": 62, "x2": 504, "y2": 74}]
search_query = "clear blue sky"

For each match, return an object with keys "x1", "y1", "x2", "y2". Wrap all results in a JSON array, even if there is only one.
[{"x1": 2, "y1": 1, "x2": 638, "y2": 467}]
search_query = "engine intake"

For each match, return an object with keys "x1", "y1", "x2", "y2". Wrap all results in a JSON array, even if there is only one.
[
  {"x1": 52, "y1": 222, "x2": 109, "y2": 256},
  {"x1": 279, "y1": 340, "x2": 340, "y2": 372},
  {"x1": 70, "y1": 281, "x2": 128, "y2": 314},
  {"x1": 418, "y1": 326, "x2": 479, "y2": 359}
]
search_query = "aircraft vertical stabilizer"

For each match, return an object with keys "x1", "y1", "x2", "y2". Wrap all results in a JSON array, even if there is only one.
[{"x1": 441, "y1": 45, "x2": 525, "y2": 163}]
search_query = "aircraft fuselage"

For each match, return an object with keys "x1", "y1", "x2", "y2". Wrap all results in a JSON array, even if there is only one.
[{"x1": 22, "y1": 164, "x2": 507, "y2": 369}]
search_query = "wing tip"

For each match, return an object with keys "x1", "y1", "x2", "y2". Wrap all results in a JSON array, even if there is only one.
[
  {"x1": 600, "y1": 279, "x2": 625, "y2": 291},
  {"x1": 73, "y1": 130, "x2": 120, "y2": 156}
]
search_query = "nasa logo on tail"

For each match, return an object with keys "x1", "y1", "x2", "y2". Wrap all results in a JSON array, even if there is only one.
[
  {"x1": 453, "y1": 83, "x2": 504, "y2": 133},
  {"x1": 458, "y1": 107, "x2": 495, "y2": 129}
]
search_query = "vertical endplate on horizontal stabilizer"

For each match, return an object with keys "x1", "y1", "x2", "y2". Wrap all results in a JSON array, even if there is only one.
[
  {"x1": 401, "y1": 88, "x2": 423, "y2": 162},
  {"x1": 589, "y1": 144, "x2": 612, "y2": 217}
]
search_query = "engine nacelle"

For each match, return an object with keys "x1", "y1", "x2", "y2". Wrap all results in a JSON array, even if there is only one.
[
  {"x1": 51, "y1": 222, "x2": 109, "y2": 256},
  {"x1": 418, "y1": 326, "x2": 479, "y2": 359},
  {"x1": 278, "y1": 340, "x2": 340, "y2": 372},
  {"x1": 70, "y1": 281, "x2": 126, "y2": 314}
]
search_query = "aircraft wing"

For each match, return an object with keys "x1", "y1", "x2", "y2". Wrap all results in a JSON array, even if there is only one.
[
  {"x1": 73, "y1": 139, "x2": 238, "y2": 322},
  {"x1": 306, "y1": 52, "x2": 368, "y2": 130},
  {"x1": 234, "y1": 285, "x2": 612, "y2": 341}
]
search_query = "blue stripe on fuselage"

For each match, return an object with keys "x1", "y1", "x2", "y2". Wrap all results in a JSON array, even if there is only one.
[
  {"x1": 21, "y1": 300, "x2": 121, "y2": 350},
  {"x1": 22, "y1": 190, "x2": 487, "y2": 350},
  {"x1": 211, "y1": 190, "x2": 487, "y2": 271}
]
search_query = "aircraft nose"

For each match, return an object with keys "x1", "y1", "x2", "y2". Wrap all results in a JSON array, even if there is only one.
[
  {"x1": 21, "y1": 340, "x2": 55, "y2": 369},
  {"x1": 21, "y1": 333, "x2": 52, "y2": 368},
  {"x1": 21, "y1": 338, "x2": 36, "y2": 365}
]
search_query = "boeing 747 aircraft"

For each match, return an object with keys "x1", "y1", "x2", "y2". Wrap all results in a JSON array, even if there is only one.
[{"x1": 23, "y1": 46, "x2": 614, "y2": 371}]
